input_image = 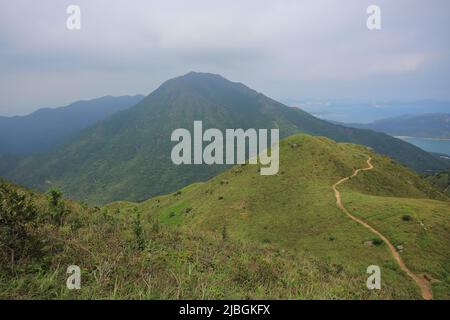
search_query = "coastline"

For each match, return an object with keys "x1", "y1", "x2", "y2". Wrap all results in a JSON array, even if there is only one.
[{"x1": 395, "y1": 136, "x2": 450, "y2": 141}]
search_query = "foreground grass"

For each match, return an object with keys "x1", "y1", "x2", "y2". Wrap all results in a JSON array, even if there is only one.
[
  {"x1": 341, "y1": 191, "x2": 450, "y2": 299},
  {"x1": 1, "y1": 185, "x2": 396, "y2": 299}
]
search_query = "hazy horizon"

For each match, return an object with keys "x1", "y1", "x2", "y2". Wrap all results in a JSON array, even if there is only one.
[{"x1": 1, "y1": 0, "x2": 450, "y2": 116}]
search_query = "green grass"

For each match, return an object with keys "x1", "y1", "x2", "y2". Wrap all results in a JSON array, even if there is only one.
[
  {"x1": 340, "y1": 191, "x2": 450, "y2": 299},
  {"x1": 425, "y1": 170, "x2": 450, "y2": 197},
  {"x1": 105, "y1": 134, "x2": 450, "y2": 299},
  {"x1": 1, "y1": 178, "x2": 403, "y2": 300},
  {"x1": 2, "y1": 134, "x2": 449, "y2": 299}
]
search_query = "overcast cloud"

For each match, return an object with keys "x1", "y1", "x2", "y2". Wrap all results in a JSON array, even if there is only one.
[{"x1": 0, "y1": 0, "x2": 449, "y2": 115}]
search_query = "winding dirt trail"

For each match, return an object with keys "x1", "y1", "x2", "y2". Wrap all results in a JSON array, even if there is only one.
[{"x1": 332, "y1": 157, "x2": 433, "y2": 300}]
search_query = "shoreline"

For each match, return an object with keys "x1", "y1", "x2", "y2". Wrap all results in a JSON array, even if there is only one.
[{"x1": 396, "y1": 136, "x2": 450, "y2": 141}]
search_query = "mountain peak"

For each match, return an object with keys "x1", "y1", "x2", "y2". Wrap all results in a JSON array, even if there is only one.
[
  {"x1": 166, "y1": 71, "x2": 236, "y2": 88},
  {"x1": 3, "y1": 73, "x2": 449, "y2": 204},
  {"x1": 182, "y1": 71, "x2": 226, "y2": 80},
  {"x1": 148, "y1": 71, "x2": 258, "y2": 103}
]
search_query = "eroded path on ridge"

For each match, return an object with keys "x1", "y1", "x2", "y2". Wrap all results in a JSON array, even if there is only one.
[{"x1": 332, "y1": 157, "x2": 433, "y2": 300}]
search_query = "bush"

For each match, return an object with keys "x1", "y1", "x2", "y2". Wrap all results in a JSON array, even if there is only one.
[
  {"x1": 47, "y1": 188, "x2": 69, "y2": 225},
  {"x1": 372, "y1": 238, "x2": 383, "y2": 246},
  {"x1": 0, "y1": 183, "x2": 42, "y2": 271},
  {"x1": 132, "y1": 210, "x2": 146, "y2": 250},
  {"x1": 402, "y1": 214, "x2": 412, "y2": 222}
]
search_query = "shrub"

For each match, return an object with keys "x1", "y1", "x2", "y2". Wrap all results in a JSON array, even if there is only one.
[
  {"x1": 333, "y1": 264, "x2": 344, "y2": 274},
  {"x1": 402, "y1": 214, "x2": 412, "y2": 222},
  {"x1": 0, "y1": 183, "x2": 42, "y2": 270},
  {"x1": 47, "y1": 188, "x2": 69, "y2": 225},
  {"x1": 372, "y1": 238, "x2": 383, "y2": 246},
  {"x1": 132, "y1": 210, "x2": 145, "y2": 250}
]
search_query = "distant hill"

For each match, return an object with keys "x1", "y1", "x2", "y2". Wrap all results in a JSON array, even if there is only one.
[
  {"x1": 0, "y1": 72, "x2": 448, "y2": 204},
  {"x1": 108, "y1": 134, "x2": 450, "y2": 299},
  {"x1": 0, "y1": 95, "x2": 144, "y2": 155},
  {"x1": 343, "y1": 114, "x2": 450, "y2": 139}
]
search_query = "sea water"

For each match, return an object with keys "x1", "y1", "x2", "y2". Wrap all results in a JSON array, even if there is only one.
[{"x1": 397, "y1": 136, "x2": 450, "y2": 156}]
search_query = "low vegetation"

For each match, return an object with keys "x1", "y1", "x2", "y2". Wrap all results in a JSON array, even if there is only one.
[
  {"x1": 0, "y1": 179, "x2": 393, "y2": 299},
  {"x1": 1, "y1": 134, "x2": 449, "y2": 299},
  {"x1": 425, "y1": 170, "x2": 450, "y2": 197},
  {"x1": 107, "y1": 135, "x2": 450, "y2": 299}
]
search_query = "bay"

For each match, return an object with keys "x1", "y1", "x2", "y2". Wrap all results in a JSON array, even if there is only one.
[{"x1": 397, "y1": 136, "x2": 450, "y2": 156}]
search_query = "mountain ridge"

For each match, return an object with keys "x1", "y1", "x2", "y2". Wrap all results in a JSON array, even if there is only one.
[
  {"x1": 0, "y1": 95, "x2": 144, "y2": 155},
  {"x1": 1, "y1": 72, "x2": 449, "y2": 204}
]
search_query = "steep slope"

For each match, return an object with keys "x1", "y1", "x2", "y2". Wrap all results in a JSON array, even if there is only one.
[
  {"x1": 110, "y1": 134, "x2": 450, "y2": 299},
  {"x1": 344, "y1": 114, "x2": 450, "y2": 139},
  {"x1": 0, "y1": 95, "x2": 144, "y2": 155},
  {"x1": 1, "y1": 72, "x2": 448, "y2": 204}
]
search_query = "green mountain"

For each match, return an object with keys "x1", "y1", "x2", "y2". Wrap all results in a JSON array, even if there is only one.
[
  {"x1": 425, "y1": 170, "x2": 450, "y2": 196},
  {"x1": 344, "y1": 113, "x2": 450, "y2": 139},
  {"x1": 2, "y1": 134, "x2": 449, "y2": 299},
  {"x1": 0, "y1": 95, "x2": 144, "y2": 155},
  {"x1": 109, "y1": 134, "x2": 450, "y2": 299},
  {"x1": 1, "y1": 72, "x2": 448, "y2": 204}
]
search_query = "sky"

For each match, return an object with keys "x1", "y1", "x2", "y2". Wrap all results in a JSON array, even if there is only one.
[{"x1": 0, "y1": 0, "x2": 449, "y2": 116}]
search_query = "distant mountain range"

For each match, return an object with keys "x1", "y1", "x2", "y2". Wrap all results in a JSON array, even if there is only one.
[
  {"x1": 0, "y1": 72, "x2": 449, "y2": 204},
  {"x1": 0, "y1": 95, "x2": 144, "y2": 155},
  {"x1": 342, "y1": 114, "x2": 450, "y2": 139}
]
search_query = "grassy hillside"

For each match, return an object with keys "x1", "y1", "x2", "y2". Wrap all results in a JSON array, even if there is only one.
[
  {"x1": 0, "y1": 177, "x2": 408, "y2": 299},
  {"x1": 2, "y1": 134, "x2": 449, "y2": 299},
  {"x1": 107, "y1": 134, "x2": 450, "y2": 299},
  {"x1": 424, "y1": 170, "x2": 450, "y2": 197},
  {"x1": 1, "y1": 73, "x2": 448, "y2": 205}
]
